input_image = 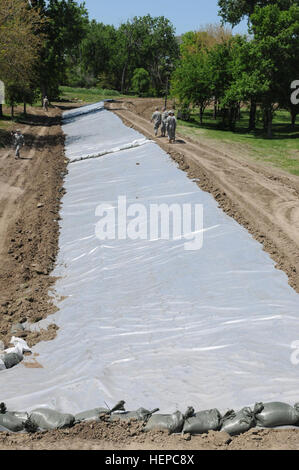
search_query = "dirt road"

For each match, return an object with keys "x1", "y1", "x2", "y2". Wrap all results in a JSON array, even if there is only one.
[
  {"x1": 106, "y1": 98, "x2": 299, "y2": 294},
  {"x1": 0, "y1": 105, "x2": 66, "y2": 348}
]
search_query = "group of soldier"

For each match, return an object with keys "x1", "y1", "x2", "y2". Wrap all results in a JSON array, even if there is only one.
[{"x1": 151, "y1": 107, "x2": 177, "y2": 143}]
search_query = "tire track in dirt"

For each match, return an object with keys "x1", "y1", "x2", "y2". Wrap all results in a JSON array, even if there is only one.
[
  {"x1": 106, "y1": 99, "x2": 299, "y2": 294},
  {"x1": 0, "y1": 125, "x2": 47, "y2": 256}
]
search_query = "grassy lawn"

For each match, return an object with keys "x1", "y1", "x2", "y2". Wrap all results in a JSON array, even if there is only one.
[
  {"x1": 59, "y1": 85, "x2": 126, "y2": 103},
  {"x1": 177, "y1": 108, "x2": 299, "y2": 176}
]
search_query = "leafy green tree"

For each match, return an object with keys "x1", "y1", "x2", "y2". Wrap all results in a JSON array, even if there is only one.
[
  {"x1": 75, "y1": 20, "x2": 118, "y2": 88},
  {"x1": 115, "y1": 15, "x2": 179, "y2": 94},
  {"x1": 31, "y1": 0, "x2": 89, "y2": 98},
  {"x1": 171, "y1": 49, "x2": 212, "y2": 123},
  {"x1": 218, "y1": 0, "x2": 296, "y2": 26},
  {"x1": 0, "y1": 0, "x2": 44, "y2": 116},
  {"x1": 248, "y1": 3, "x2": 299, "y2": 137},
  {"x1": 131, "y1": 68, "x2": 150, "y2": 96}
]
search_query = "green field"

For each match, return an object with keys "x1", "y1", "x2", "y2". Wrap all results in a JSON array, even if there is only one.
[
  {"x1": 59, "y1": 86, "x2": 126, "y2": 103},
  {"x1": 177, "y1": 108, "x2": 299, "y2": 176}
]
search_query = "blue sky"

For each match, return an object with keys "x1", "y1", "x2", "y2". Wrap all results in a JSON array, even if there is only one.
[{"x1": 82, "y1": 0, "x2": 248, "y2": 36}]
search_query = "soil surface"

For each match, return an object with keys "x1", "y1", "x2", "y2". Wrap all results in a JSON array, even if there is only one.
[
  {"x1": 0, "y1": 104, "x2": 68, "y2": 348},
  {"x1": 1, "y1": 98, "x2": 299, "y2": 450},
  {"x1": 1, "y1": 418, "x2": 299, "y2": 450}
]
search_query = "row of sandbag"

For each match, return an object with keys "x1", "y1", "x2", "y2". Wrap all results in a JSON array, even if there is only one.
[
  {"x1": 1, "y1": 400, "x2": 299, "y2": 436},
  {"x1": 0, "y1": 337, "x2": 32, "y2": 371}
]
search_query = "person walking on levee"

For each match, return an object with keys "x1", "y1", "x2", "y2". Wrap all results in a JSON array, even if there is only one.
[
  {"x1": 151, "y1": 107, "x2": 162, "y2": 136},
  {"x1": 11, "y1": 129, "x2": 25, "y2": 160},
  {"x1": 166, "y1": 110, "x2": 176, "y2": 143}
]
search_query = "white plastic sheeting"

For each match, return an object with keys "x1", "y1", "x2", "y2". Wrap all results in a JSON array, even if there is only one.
[
  {"x1": 63, "y1": 101, "x2": 148, "y2": 162},
  {"x1": 1, "y1": 102, "x2": 299, "y2": 416}
]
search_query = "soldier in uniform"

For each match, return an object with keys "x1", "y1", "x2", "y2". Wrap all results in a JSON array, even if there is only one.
[
  {"x1": 160, "y1": 107, "x2": 169, "y2": 137},
  {"x1": 151, "y1": 107, "x2": 162, "y2": 136},
  {"x1": 166, "y1": 111, "x2": 177, "y2": 143},
  {"x1": 43, "y1": 96, "x2": 49, "y2": 112},
  {"x1": 12, "y1": 130, "x2": 25, "y2": 159}
]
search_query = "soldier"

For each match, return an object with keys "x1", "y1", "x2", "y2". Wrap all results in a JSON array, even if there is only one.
[
  {"x1": 151, "y1": 107, "x2": 162, "y2": 136},
  {"x1": 160, "y1": 107, "x2": 169, "y2": 137},
  {"x1": 166, "y1": 110, "x2": 177, "y2": 143},
  {"x1": 11, "y1": 129, "x2": 25, "y2": 160},
  {"x1": 43, "y1": 96, "x2": 49, "y2": 112}
]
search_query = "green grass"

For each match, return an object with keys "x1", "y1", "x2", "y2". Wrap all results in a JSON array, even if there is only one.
[
  {"x1": 177, "y1": 108, "x2": 299, "y2": 176},
  {"x1": 59, "y1": 85, "x2": 125, "y2": 103}
]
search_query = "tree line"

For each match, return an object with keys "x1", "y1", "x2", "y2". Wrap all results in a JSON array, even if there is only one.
[
  {"x1": 0, "y1": 0, "x2": 180, "y2": 116},
  {"x1": 0, "y1": 0, "x2": 298, "y2": 138},
  {"x1": 172, "y1": 0, "x2": 299, "y2": 137}
]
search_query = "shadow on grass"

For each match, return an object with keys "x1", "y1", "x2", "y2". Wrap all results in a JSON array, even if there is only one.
[{"x1": 180, "y1": 115, "x2": 299, "y2": 140}]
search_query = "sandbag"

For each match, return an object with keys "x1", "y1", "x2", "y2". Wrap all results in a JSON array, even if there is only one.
[
  {"x1": 75, "y1": 408, "x2": 109, "y2": 422},
  {"x1": 75, "y1": 400, "x2": 126, "y2": 423},
  {"x1": 256, "y1": 402, "x2": 299, "y2": 428},
  {"x1": 3, "y1": 353, "x2": 22, "y2": 369},
  {"x1": 0, "y1": 412, "x2": 25, "y2": 432},
  {"x1": 12, "y1": 411, "x2": 29, "y2": 422},
  {"x1": 0, "y1": 425, "x2": 9, "y2": 432},
  {"x1": 29, "y1": 408, "x2": 75, "y2": 430},
  {"x1": 111, "y1": 407, "x2": 159, "y2": 422},
  {"x1": 144, "y1": 411, "x2": 185, "y2": 434},
  {"x1": 221, "y1": 407, "x2": 257, "y2": 436},
  {"x1": 182, "y1": 408, "x2": 222, "y2": 435}
]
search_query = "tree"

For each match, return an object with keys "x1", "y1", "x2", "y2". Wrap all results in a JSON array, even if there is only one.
[
  {"x1": 248, "y1": 3, "x2": 299, "y2": 137},
  {"x1": 171, "y1": 48, "x2": 212, "y2": 124},
  {"x1": 131, "y1": 68, "x2": 150, "y2": 96},
  {"x1": 115, "y1": 15, "x2": 179, "y2": 94},
  {"x1": 218, "y1": 0, "x2": 297, "y2": 26},
  {"x1": 0, "y1": 0, "x2": 44, "y2": 116},
  {"x1": 71, "y1": 20, "x2": 118, "y2": 88},
  {"x1": 31, "y1": 0, "x2": 89, "y2": 98}
]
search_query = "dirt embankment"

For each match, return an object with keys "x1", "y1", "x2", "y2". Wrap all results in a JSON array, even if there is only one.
[
  {"x1": 0, "y1": 105, "x2": 69, "y2": 348},
  {"x1": 106, "y1": 98, "x2": 299, "y2": 295},
  {"x1": 1, "y1": 418, "x2": 299, "y2": 450}
]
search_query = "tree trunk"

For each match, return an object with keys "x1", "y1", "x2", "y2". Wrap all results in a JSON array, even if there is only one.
[
  {"x1": 213, "y1": 100, "x2": 217, "y2": 119},
  {"x1": 121, "y1": 63, "x2": 128, "y2": 94},
  {"x1": 24, "y1": 102, "x2": 27, "y2": 116},
  {"x1": 267, "y1": 108, "x2": 273, "y2": 139},
  {"x1": 200, "y1": 105, "x2": 204, "y2": 125},
  {"x1": 229, "y1": 106, "x2": 237, "y2": 131},
  {"x1": 291, "y1": 108, "x2": 297, "y2": 129},
  {"x1": 0, "y1": 104, "x2": 2, "y2": 118},
  {"x1": 248, "y1": 98, "x2": 257, "y2": 131},
  {"x1": 11, "y1": 105, "x2": 14, "y2": 120},
  {"x1": 237, "y1": 102, "x2": 241, "y2": 121}
]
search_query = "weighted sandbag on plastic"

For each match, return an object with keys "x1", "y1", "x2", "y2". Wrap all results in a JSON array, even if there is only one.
[
  {"x1": 220, "y1": 403, "x2": 264, "y2": 436},
  {"x1": 144, "y1": 407, "x2": 194, "y2": 434},
  {"x1": 75, "y1": 400, "x2": 126, "y2": 423},
  {"x1": 0, "y1": 425, "x2": 9, "y2": 432},
  {"x1": 182, "y1": 408, "x2": 222, "y2": 435},
  {"x1": 75, "y1": 408, "x2": 110, "y2": 422},
  {"x1": 0, "y1": 412, "x2": 25, "y2": 432},
  {"x1": 11, "y1": 411, "x2": 29, "y2": 422},
  {"x1": 111, "y1": 407, "x2": 159, "y2": 422},
  {"x1": 29, "y1": 408, "x2": 75, "y2": 430},
  {"x1": 3, "y1": 353, "x2": 22, "y2": 369},
  {"x1": 256, "y1": 402, "x2": 299, "y2": 428}
]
